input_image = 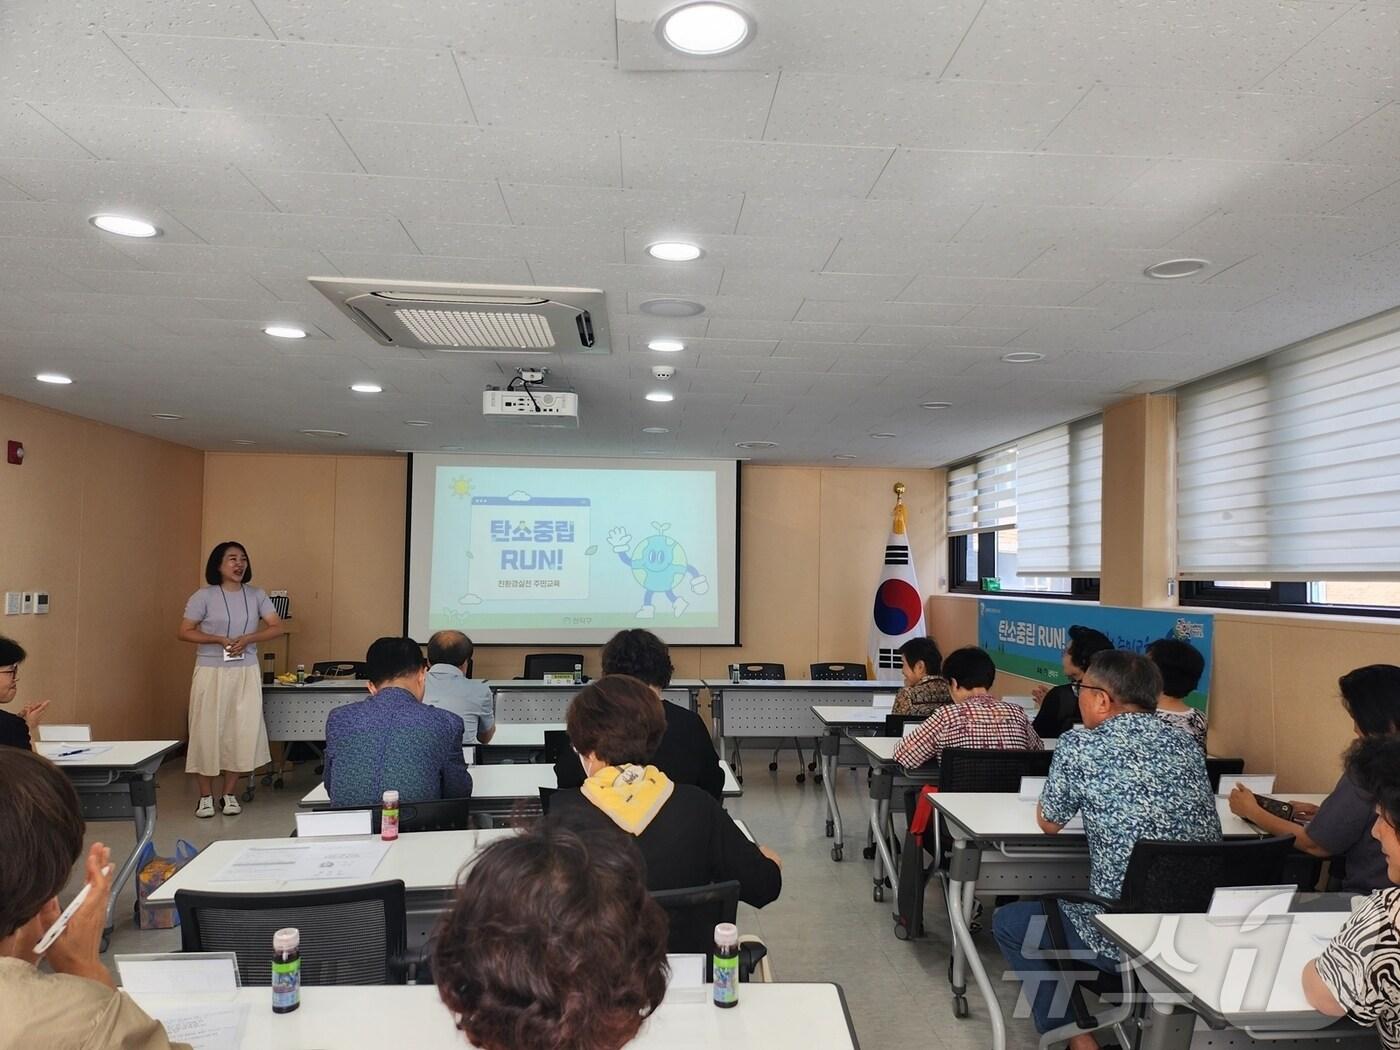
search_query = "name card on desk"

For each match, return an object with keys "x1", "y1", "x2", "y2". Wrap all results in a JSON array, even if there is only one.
[
  {"x1": 1216, "y1": 774, "x2": 1276, "y2": 797},
  {"x1": 902, "y1": 722, "x2": 919, "y2": 738},
  {"x1": 666, "y1": 954, "x2": 708, "y2": 1003},
  {"x1": 1019, "y1": 776, "x2": 1047, "y2": 800},
  {"x1": 295, "y1": 809, "x2": 373, "y2": 837},
  {"x1": 116, "y1": 952, "x2": 240, "y2": 994},
  {"x1": 871, "y1": 693, "x2": 896, "y2": 711},
  {"x1": 1208, "y1": 885, "x2": 1295, "y2": 922},
  {"x1": 38, "y1": 724, "x2": 91, "y2": 741}
]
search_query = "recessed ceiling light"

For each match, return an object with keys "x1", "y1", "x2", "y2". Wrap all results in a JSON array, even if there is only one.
[
  {"x1": 150, "y1": 413, "x2": 184, "y2": 421},
  {"x1": 35, "y1": 373, "x2": 73, "y2": 385},
  {"x1": 1001, "y1": 352, "x2": 1045, "y2": 364},
  {"x1": 833, "y1": 454, "x2": 858, "y2": 460},
  {"x1": 734, "y1": 440, "x2": 777, "y2": 449},
  {"x1": 658, "y1": 1, "x2": 755, "y2": 56},
  {"x1": 231, "y1": 439, "x2": 256, "y2": 445},
  {"x1": 642, "y1": 426, "x2": 671, "y2": 434},
  {"x1": 89, "y1": 214, "x2": 160, "y2": 238},
  {"x1": 870, "y1": 432, "x2": 897, "y2": 439},
  {"x1": 299, "y1": 429, "x2": 347, "y2": 438},
  {"x1": 640, "y1": 298, "x2": 705, "y2": 318},
  {"x1": 921, "y1": 401, "x2": 953, "y2": 410},
  {"x1": 1144, "y1": 258, "x2": 1209, "y2": 279},
  {"x1": 646, "y1": 241, "x2": 704, "y2": 262},
  {"x1": 263, "y1": 325, "x2": 307, "y2": 339},
  {"x1": 648, "y1": 339, "x2": 686, "y2": 353},
  {"x1": 350, "y1": 382, "x2": 383, "y2": 394},
  {"x1": 645, "y1": 391, "x2": 675, "y2": 403},
  {"x1": 404, "y1": 420, "x2": 432, "y2": 427}
]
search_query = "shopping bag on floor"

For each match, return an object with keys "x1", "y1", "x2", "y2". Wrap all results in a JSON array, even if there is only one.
[{"x1": 134, "y1": 839, "x2": 199, "y2": 929}]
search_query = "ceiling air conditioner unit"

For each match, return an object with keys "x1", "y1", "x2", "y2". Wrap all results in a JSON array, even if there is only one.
[{"x1": 308, "y1": 278, "x2": 610, "y2": 354}]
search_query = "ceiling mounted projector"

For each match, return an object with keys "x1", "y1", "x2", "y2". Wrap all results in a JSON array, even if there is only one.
[{"x1": 308, "y1": 277, "x2": 611, "y2": 354}]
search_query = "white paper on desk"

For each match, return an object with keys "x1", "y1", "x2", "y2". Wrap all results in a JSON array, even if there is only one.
[
  {"x1": 36, "y1": 743, "x2": 113, "y2": 760},
  {"x1": 463, "y1": 745, "x2": 476, "y2": 765},
  {"x1": 1208, "y1": 885, "x2": 1296, "y2": 921},
  {"x1": 1216, "y1": 774, "x2": 1276, "y2": 797},
  {"x1": 1019, "y1": 776, "x2": 1047, "y2": 800},
  {"x1": 666, "y1": 954, "x2": 708, "y2": 1003},
  {"x1": 871, "y1": 693, "x2": 896, "y2": 711},
  {"x1": 296, "y1": 809, "x2": 373, "y2": 837},
  {"x1": 212, "y1": 841, "x2": 390, "y2": 883},
  {"x1": 145, "y1": 1004, "x2": 247, "y2": 1050},
  {"x1": 38, "y1": 724, "x2": 91, "y2": 741},
  {"x1": 116, "y1": 953, "x2": 239, "y2": 994}
]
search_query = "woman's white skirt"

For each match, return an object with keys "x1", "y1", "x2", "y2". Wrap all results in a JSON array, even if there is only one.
[{"x1": 185, "y1": 664, "x2": 270, "y2": 775}]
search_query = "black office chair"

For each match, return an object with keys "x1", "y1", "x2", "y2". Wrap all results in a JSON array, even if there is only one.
[
  {"x1": 809, "y1": 662, "x2": 868, "y2": 681},
  {"x1": 1206, "y1": 756, "x2": 1246, "y2": 793},
  {"x1": 649, "y1": 880, "x2": 768, "y2": 981},
  {"x1": 739, "y1": 662, "x2": 785, "y2": 680},
  {"x1": 175, "y1": 880, "x2": 409, "y2": 986},
  {"x1": 305, "y1": 797, "x2": 474, "y2": 835},
  {"x1": 543, "y1": 729, "x2": 570, "y2": 766},
  {"x1": 1039, "y1": 835, "x2": 1296, "y2": 1048},
  {"x1": 522, "y1": 653, "x2": 585, "y2": 680},
  {"x1": 312, "y1": 660, "x2": 367, "y2": 680},
  {"x1": 730, "y1": 662, "x2": 811, "y2": 785}
]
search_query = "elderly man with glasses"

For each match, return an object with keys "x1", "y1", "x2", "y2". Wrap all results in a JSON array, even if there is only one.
[
  {"x1": 991, "y1": 648, "x2": 1221, "y2": 1050},
  {"x1": 0, "y1": 636, "x2": 48, "y2": 752}
]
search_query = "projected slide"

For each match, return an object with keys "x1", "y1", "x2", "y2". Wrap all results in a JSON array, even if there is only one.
[{"x1": 407, "y1": 456, "x2": 739, "y2": 645}]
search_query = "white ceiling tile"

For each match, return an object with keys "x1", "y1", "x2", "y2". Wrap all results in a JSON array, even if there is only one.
[
  {"x1": 36, "y1": 105, "x2": 360, "y2": 171},
  {"x1": 257, "y1": 0, "x2": 617, "y2": 59},
  {"x1": 335, "y1": 119, "x2": 620, "y2": 186},
  {"x1": 871, "y1": 149, "x2": 1153, "y2": 207},
  {"x1": 856, "y1": 324, "x2": 1023, "y2": 346},
  {"x1": 58, "y1": 270, "x2": 278, "y2": 300},
  {"x1": 955, "y1": 302, "x2": 1133, "y2": 332},
  {"x1": 169, "y1": 209, "x2": 420, "y2": 253},
  {"x1": 896, "y1": 275, "x2": 1099, "y2": 307},
  {"x1": 1110, "y1": 157, "x2": 1400, "y2": 215},
  {"x1": 502, "y1": 184, "x2": 743, "y2": 233},
  {"x1": 0, "y1": 201, "x2": 201, "y2": 242},
  {"x1": 0, "y1": 158, "x2": 272, "y2": 213},
  {"x1": 1168, "y1": 210, "x2": 1400, "y2": 255},
  {"x1": 764, "y1": 74, "x2": 1084, "y2": 150},
  {"x1": 794, "y1": 300, "x2": 972, "y2": 326},
  {"x1": 1105, "y1": 309, "x2": 1219, "y2": 346},
  {"x1": 0, "y1": 103, "x2": 99, "y2": 161},
  {"x1": 718, "y1": 270, "x2": 912, "y2": 302},
  {"x1": 538, "y1": 263, "x2": 724, "y2": 297},
  {"x1": 1041, "y1": 85, "x2": 1383, "y2": 161},
  {"x1": 1070, "y1": 281, "x2": 1273, "y2": 313},
  {"x1": 956, "y1": 203, "x2": 1207, "y2": 249},
  {"x1": 626, "y1": 292, "x2": 804, "y2": 322},
  {"x1": 111, "y1": 34, "x2": 472, "y2": 120},
  {"x1": 108, "y1": 241, "x2": 339, "y2": 277},
  {"x1": 400, "y1": 220, "x2": 624, "y2": 262},
  {"x1": 1015, "y1": 245, "x2": 1253, "y2": 283},
  {"x1": 0, "y1": 264, "x2": 96, "y2": 294},
  {"x1": 1256, "y1": 5, "x2": 1400, "y2": 99},
  {"x1": 318, "y1": 251, "x2": 534, "y2": 285},
  {"x1": 91, "y1": 0, "x2": 275, "y2": 37},
  {"x1": 702, "y1": 319, "x2": 869, "y2": 342},
  {"x1": 0, "y1": 28, "x2": 175, "y2": 107},
  {"x1": 735, "y1": 194, "x2": 975, "y2": 242},
  {"x1": 622, "y1": 230, "x2": 840, "y2": 270},
  {"x1": 1309, "y1": 103, "x2": 1400, "y2": 166},
  {"x1": 464, "y1": 57, "x2": 775, "y2": 139},
  {"x1": 944, "y1": 0, "x2": 1349, "y2": 90},
  {"x1": 622, "y1": 135, "x2": 892, "y2": 197},
  {"x1": 243, "y1": 170, "x2": 510, "y2": 225}
]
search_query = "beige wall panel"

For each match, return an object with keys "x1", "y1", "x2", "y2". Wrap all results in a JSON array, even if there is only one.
[
  {"x1": 328, "y1": 456, "x2": 409, "y2": 661},
  {"x1": 1203, "y1": 617, "x2": 1278, "y2": 782}
]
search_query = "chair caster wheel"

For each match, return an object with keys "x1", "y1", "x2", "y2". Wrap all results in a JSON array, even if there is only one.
[
  {"x1": 260, "y1": 774, "x2": 273, "y2": 786},
  {"x1": 862, "y1": 845, "x2": 876, "y2": 860},
  {"x1": 893, "y1": 922, "x2": 911, "y2": 941},
  {"x1": 873, "y1": 884, "x2": 885, "y2": 903},
  {"x1": 814, "y1": 774, "x2": 824, "y2": 784},
  {"x1": 768, "y1": 762, "x2": 778, "y2": 771},
  {"x1": 796, "y1": 773, "x2": 806, "y2": 784},
  {"x1": 273, "y1": 777, "x2": 285, "y2": 789},
  {"x1": 953, "y1": 996, "x2": 969, "y2": 1019},
  {"x1": 831, "y1": 846, "x2": 843, "y2": 861},
  {"x1": 240, "y1": 789, "x2": 254, "y2": 803},
  {"x1": 807, "y1": 761, "x2": 817, "y2": 772},
  {"x1": 825, "y1": 820, "x2": 834, "y2": 837}
]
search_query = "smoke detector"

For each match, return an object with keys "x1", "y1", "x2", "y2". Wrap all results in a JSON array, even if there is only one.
[
  {"x1": 651, "y1": 364, "x2": 676, "y2": 379},
  {"x1": 308, "y1": 277, "x2": 610, "y2": 354}
]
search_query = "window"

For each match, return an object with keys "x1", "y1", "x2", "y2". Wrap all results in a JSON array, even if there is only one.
[
  {"x1": 946, "y1": 421, "x2": 1101, "y2": 600},
  {"x1": 1180, "y1": 579, "x2": 1400, "y2": 616}
]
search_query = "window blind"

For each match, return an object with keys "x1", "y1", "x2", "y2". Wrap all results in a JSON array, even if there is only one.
[
  {"x1": 1177, "y1": 322, "x2": 1400, "y2": 580},
  {"x1": 946, "y1": 446, "x2": 1016, "y2": 536},
  {"x1": 1015, "y1": 418, "x2": 1103, "y2": 576}
]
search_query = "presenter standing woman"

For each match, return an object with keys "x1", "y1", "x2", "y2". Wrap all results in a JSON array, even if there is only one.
[{"x1": 177, "y1": 542, "x2": 282, "y2": 818}]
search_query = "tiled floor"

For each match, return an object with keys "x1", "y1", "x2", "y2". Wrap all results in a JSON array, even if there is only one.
[{"x1": 79, "y1": 751, "x2": 1042, "y2": 1049}]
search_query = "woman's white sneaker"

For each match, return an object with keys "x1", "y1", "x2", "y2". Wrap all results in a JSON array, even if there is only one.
[
  {"x1": 195, "y1": 795, "x2": 215, "y2": 818},
  {"x1": 221, "y1": 794, "x2": 242, "y2": 815}
]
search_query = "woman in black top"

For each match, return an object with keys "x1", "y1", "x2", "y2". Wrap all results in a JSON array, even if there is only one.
[
  {"x1": 550, "y1": 675, "x2": 782, "y2": 952},
  {"x1": 1031, "y1": 625, "x2": 1113, "y2": 738},
  {"x1": 0, "y1": 636, "x2": 47, "y2": 751},
  {"x1": 553, "y1": 629, "x2": 723, "y2": 800}
]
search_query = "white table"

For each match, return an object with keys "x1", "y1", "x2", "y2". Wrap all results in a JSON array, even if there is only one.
[
  {"x1": 930, "y1": 792, "x2": 1331, "y2": 1050},
  {"x1": 300, "y1": 760, "x2": 743, "y2": 810},
  {"x1": 36, "y1": 739, "x2": 182, "y2": 949},
  {"x1": 487, "y1": 678, "x2": 703, "y2": 720},
  {"x1": 811, "y1": 704, "x2": 898, "y2": 860},
  {"x1": 128, "y1": 982, "x2": 860, "y2": 1049},
  {"x1": 1095, "y1": 910, "x2": 1372, "y2": 1049},
  {"x1": 473, "y1": 721, "x2": 565, "y2": 763}
]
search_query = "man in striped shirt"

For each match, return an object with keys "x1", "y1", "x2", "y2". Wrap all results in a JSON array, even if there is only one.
[{"x1": 893, "y1": 646, "x2": 1042, "y2": 769}]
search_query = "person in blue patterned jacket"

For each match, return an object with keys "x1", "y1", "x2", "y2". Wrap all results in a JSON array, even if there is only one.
[
  {"x1": 993, "y1": 648, "x2": 1221, "y2": 1049},
  {"x1": 324, "y1": 636, "x2": 472, "y2": 808}
]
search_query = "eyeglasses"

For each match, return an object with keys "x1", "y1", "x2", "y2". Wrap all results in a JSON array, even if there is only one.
[
  {"x1": 0, "y1": 666, "x2": 17, "y2": 680},
  {"x1": 1070, "y1": 681, "x2": 1111, "y2": 702}
]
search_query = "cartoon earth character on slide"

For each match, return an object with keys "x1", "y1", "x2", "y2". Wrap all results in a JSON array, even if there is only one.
[{"x1": 606, "y1": 522, "x2": 709, "y2": 619}]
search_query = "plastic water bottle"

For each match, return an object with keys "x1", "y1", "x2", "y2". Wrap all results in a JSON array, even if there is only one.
[
  {"x1": 295, "y1": 663, "x2": 306, "y2": 684},
  {"x1": 271, "y1": 928, "x2": 301, "y2": 1013},
  {"x1": 573, "y1": 662, "x2": 583, "y2": 685},
  {"x1": 712, "y1": 922, "x2": 739, "y2": 1008},
  {"x1": 381, "y1": 790, "x2": 400, "y2": 841}
]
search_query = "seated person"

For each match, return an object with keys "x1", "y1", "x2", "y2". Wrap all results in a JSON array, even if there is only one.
[
  {"x1": 890, "y1": 636, "x2": 952, "y2": 717},
  {"x1": 550, "y1": 675, "x2": 782, "y2": 952},
  {"x1": 893, "y1": 646, "x2": 1041, "y2": 768},
  {"x1": 0, "y1": 636, "x2": 48, "y2": 751},
  {"x1": 1146, "y1": 637, "x2": 1208, "y2": 747},
  {"x1": 1230, "y1": 664, "x2": 1400, "y2": 893},
  {"x1": 324, "y1": 636, "x2": 472, "y2": 808},
  {"x1": 432, "y1": 822, "x2": 668, "y2": 1050},
  {"x1": 555, "y1": 628, "x2": 722, "y2": 800},
  {"x1": 1304, "y1": 733, "x2": 1400, "y2": 1045},
  {"x1": 1031, "y1": 625, "x2": 1113, "y2": 738},
  {"x1": 994, "y1": 650, "x2": 1221, "y2": 1050},
  {"x1": 423, "y1": 630, "x2": 495, "y2": 744},
  {"x1": 0, "y1": 748, "x2": 189, "y2": 1050}
]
